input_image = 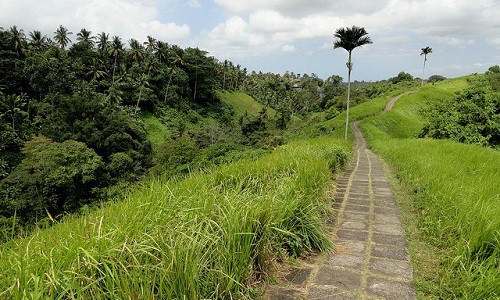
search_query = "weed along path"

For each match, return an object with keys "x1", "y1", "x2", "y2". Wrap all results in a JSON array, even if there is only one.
[{"x1": 265, "y1": 93, "x2": 416, "y2": 300}]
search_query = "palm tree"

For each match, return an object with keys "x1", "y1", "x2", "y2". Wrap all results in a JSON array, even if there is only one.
[
  {"x1": 76, "y1": 28, "x2": 94, "y2": 48},
  {"x1": 333, "y1": 25, "x2": 372, "y2": 139},
  {"x1": 7, "y1": 26, "x2": 25, "y2": 56},
  {"x1": 164, "y1": 45, "x2": 185, "y2": 102},
  {"x1": 28, "y1": 30, "x2": 48, "y2": 51},
  {"x1": 420, "y1": 46, "x2": 432, "y2": 86},
  {"x1": 128, "y1": 38, "x2": 144, "y2": 63},
  {"x1": 108, "y1": 36, "x2": 124, "y2": 82},
  {"x1": 144, "y1": 36, "x2": 158, "y2": 55},
  {"x1": 54, "y1": 25, "x2": 72, "y2": 49},
  {"x1": 97, "y1": 32, "x2": 110, "y2": 54}
]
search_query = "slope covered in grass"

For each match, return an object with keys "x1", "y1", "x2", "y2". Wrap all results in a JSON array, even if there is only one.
[
  {"x1": 359, "y1": 76, "x2": 500, "y2": 298},
  {"x1": 141, "y1": 112, "x2": 171, "y2": 148},
  {"x1": 0, "y1": 136, "x2": 350, "y2": 299},
  {"x1": 318, "y1": 88, "x2": 417, "y2": 139},
  {"x1": 217, "y1": 91, "x2": 277, "y2": 118}
]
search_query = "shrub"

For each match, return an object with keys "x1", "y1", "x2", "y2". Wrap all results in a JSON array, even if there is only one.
[
  {"x1": 421, "y1": 87, "x2": 500, "y2": 148},
  {"x1": 155, "y1": 135, "x2": 199, "y2": 175}
]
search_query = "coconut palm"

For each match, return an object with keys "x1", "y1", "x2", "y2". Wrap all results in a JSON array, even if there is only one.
[
  {"x1": 108, "y1": 36, "x2": 124, "y2": 82},
  {"x1": 164, "y1": 45, "x2": 185, "y2": 102},
  {"x1": 96, "y1": 32, "x2": 110, "y2": 54},
  {"x1": 54, "y1": 25, "x2": 72, "y2": 49},
  {"x1": 420, "y1": 46, "x2": 432, "y2": 86},
  {"x1": 128, "y1": 38, "x2": 144, "y2": 63},
  {"x1": 7, "y1": 26, "x2": 25, "y2": 55},
  {"x1": 333, "y1": 25, "x2": 372, "y2": 139},
  {"x1": 76, "y1": 28, "x2": 94, "y2": 48},
  {"x1": 28, "y1": 30, "x2": 48, "y2": 51},
  {"x1": 144, "y1": 36, "x2": 158, "y2": 55}
]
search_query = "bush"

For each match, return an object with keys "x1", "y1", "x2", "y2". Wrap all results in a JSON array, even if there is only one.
[
  {"x1": 421, "y1": 87, "x2": 500, "y2": 148},
  {"x1": 154, "y1": 135, "x2": 199, "y2": 175}
]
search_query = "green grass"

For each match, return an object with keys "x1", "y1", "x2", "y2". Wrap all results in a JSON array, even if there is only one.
[
  {"x1": 141, "y1": 112, "x2": 171, "y2": 148},
  {"x1": 0, "y1": 136, "x2": 350, "y2": 299},
  {"x1": 315, "y1": 87, "x2": 416, "y2": 139},
  {"x1": 359, "y1": 76, "x2": 500, "y2": 299},
  {"x1": 216, "y1": 91, "x2": 277, "y2": 119}
]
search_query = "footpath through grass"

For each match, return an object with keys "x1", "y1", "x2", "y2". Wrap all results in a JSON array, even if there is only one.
[
  {"x1": 0, "y1": 136, "x2": 350, "y2": 299},
  {"x1": 359, "y1": 77, "x2": 500, "y2": 299}
]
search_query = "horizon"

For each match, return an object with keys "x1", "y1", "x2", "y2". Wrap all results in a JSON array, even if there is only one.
[{"x1": 1, "y1": 0, "x2": 499, "y2": 81}]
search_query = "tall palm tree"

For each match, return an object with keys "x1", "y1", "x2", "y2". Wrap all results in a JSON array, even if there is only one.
[
  {"x1": 7, "y1": 26, "x2": 25, "y2": 56},
  {"x1": 420, "y1": 46, "x2": 432, "y2": 86},
  {"x1": 164, "y1": 45, "x2": 184, "y2": 102},
  {"x1": 54, "y1": 25, "x2": 72, "y2": 49},
  {"x1": 76, "y1": 28, "x2": 94, "y2": 48},
  {"x1": 128, "y1": 38, "x2": 144, "y2": 63},
  {"x1": 28, "y1": 30, "x2": 48, "y2": 51},
  {"x1": 144, "y1": 36, "x2": 157, "y2": 55},
  {"x1": 333, "y1": 25, "x2": 372, "y2": 139},
  {"x1": 97, "y1": 32, "x2": 110, "y2": 54},
  {"x1": 108, "y1": 36, "x2": 124, "y2": 82}
]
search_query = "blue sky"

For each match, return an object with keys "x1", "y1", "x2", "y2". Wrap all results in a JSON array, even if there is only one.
[{"x1": 1, "y1": 0, "x2": 499, "y2": 81}]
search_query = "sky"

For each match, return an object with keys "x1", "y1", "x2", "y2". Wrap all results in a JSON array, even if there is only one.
[{"x1": 1, "y1": 0, "x2": 499, "y2": 81}]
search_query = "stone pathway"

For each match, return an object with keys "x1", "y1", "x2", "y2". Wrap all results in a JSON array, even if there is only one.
[{"x1": 265, "y1": 95, "x2": 416, "y2": 300}]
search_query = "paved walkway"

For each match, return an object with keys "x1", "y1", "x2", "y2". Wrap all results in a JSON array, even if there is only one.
[{"x1": 265, "y1": 95, "x2": 416, "y2": 300}]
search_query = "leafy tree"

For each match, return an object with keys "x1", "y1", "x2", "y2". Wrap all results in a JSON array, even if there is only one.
[
  {"x1": 333, "y1": 25, "x2": 373, "y2": 139},
  {"x1": 0, "y1": 136, "x2": 105, "y2": 222},
  {"x1": 54, "y1": 25, "x2": 72, "y2": 50},
  {"x1": 420, "y1": 46, "x2": 432, "y2": 85},
  {"x1": 390, "y1": 71, "x2": 414, "y2": 84},
  {"x1": 428, "y1": 75, "x2": 446, "y2": 83}
]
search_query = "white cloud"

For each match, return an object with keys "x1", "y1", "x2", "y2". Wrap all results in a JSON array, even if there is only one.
[
  {"x1": 0, "y1": 0, "x2": 190, "y2": 44},
  {"x1": 249, "y1": 10, "x2": 296, "y2": 32},
  {"x1": 281, "y1": 44, "x2": 295, "y2": 52}
]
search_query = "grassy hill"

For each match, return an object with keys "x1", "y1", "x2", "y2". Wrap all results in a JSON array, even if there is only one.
[
  {"x1": 358, "y1": 76, "x2": 499, "y2": 298},
  {"x1": 216, "y1": 91, "x2": 277, "y2": 118},
  {"x1": 0, "y1": 134, "x2": 350, "y2": 298}
]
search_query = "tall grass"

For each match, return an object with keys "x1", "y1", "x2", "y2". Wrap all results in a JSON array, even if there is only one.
[
  {"x1": 360, "y1": 76, "x2": 500, "y2": 298},
  {"x1": 0, "y1": 137, "x2": 350, "y2": 299}
]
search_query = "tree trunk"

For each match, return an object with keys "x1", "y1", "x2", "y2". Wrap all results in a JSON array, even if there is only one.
[
  {"x1": 421, "y1": 55, "x2": 427, "y2": 86},
  {"x1": 345, "y1": 51, "x2": 352, "y2": 140},
  {"x1": 164, "y1": 68, "x2": 174, "y2": 102},
  {"x1": 193, "y1": 79, "x2": 197, "y2": 100},
  {"x1": 135, "y1": 86, "x2": 143, "y2": 113},
  {"x1": 112, "y1": 55, "x2": 117, "y2": 83}
]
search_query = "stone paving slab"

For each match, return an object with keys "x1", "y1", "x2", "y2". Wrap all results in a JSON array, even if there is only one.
[{"x1": 264, "y1": 94, "x2": 416, "y2": 299}]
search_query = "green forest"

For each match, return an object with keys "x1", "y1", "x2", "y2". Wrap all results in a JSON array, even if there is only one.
[{"x1": 0, "y1": 25, "x2": 499, "y2": 299}]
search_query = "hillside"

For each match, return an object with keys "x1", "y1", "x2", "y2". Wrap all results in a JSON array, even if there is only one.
[
  {"x1": 216, "y1": 90, "x2": 277, "y2": 118},
  {"x1": 0, "y1": 136, "x2": 350, "y2": 298}
]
